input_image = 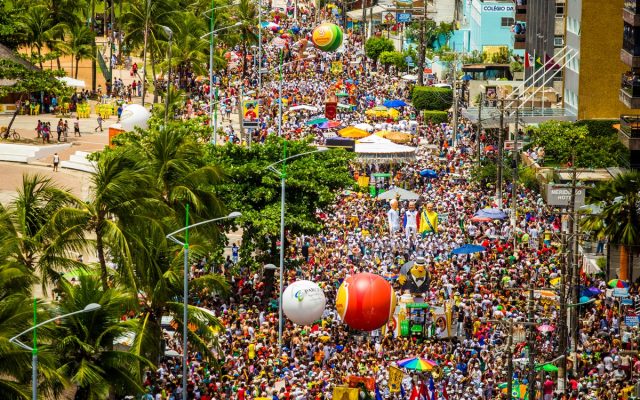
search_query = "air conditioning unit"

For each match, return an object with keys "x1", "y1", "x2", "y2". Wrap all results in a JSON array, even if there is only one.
[{"x1": 554, "y1": 37, "x2": 564, "y2": 47}]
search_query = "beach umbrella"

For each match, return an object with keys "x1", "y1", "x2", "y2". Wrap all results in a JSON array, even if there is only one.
[
  {"x1": 338, "y1": 126, "x2": 369, "y2": 138},
  {"x1": 306, "y1": 117, "x2": 328, "y2": 126},
  {"x1": 420, "y1": 169, "x2": 438, "y2": 178},
  {"x1": 579, "y1": 296, "x2": 591, "y2": 304},
  {"x1": 396, "y1": 357, "x2": 437, "y2": 371},
  {"x1": 537, "y1": 324, "x2": 555, "y2": 333},
  {"x1": 535, "y1": 363, "x2": 559, "y2": 373},
  {"x1": 608, "y1": 279, "x2": 629, "y2": 288},
  {"x1": 485, "y1": 145, "x2": 496, "y2": 152},
  {"x1": 451, "y1": 244, "x2": 487, "y2": 255},
  {"x1": 474, "y1": 208, "x2": 507, "y2": 220},
  {"x1": 336, "y1": 92, "x2": 349, "y2": 97},
  {"x1": 383, "y1": 99, "x2": 408, "y2": 108},
  {"x1": 470, "y1": 216, "x2": 492, "y2": 223},
  {"x1": 588, "y1": 287, "x2": 602, "y2": 296},
  {"x1": 462, "y1": 74, "x2": 473, "y2": 81},
  {"x1": 371, "y1": 105, "x2": 389, "y2": 111}
]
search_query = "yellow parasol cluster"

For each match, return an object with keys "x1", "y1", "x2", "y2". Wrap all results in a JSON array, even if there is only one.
[
  {"x1": 338, "y1": 126, "x2": 371, "y2": 138},
  {"x1": 375, "y1": 130, "x2": 413, "y2": 144},
  {"x1": 365, "y1": 106, "x2": 400, "y2": 119}
]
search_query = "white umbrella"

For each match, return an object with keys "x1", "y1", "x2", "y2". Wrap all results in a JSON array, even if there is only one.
[
  {"x1": 401, "y1": 74, "x2": 418, "y2": 81},
  {"x1": 376, "y1": 187, "x2": 420, "y2": 201},
  {"x1": 354, "y1": 122, "x2": 374, "y2": 131},
  {"x1": 57, "y1": 76, "x2": 86, "y2": 88},
  {"x1": 290, "y1": 105, "x2": 319, "y2": 112}
]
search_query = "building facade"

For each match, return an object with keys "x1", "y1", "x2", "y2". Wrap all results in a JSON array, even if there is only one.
[
  {"x1": 468, "y1": 0, "x2": 517, "y2": 54},
  {"x1": 619, "y1": 0, "x2": 640, "y2": 169},
  {"x1": 562, "y1": 0, "x2": 627, "y2": 120}
]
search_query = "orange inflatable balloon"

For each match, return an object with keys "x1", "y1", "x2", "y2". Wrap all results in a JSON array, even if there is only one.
[{"x1": 335, "y1": 273, "x2": 396, "y2": 331}]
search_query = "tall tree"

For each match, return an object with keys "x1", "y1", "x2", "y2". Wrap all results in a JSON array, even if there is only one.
[
  {"x1": 235, "y1": 0, "x2": 257, "y2": 77},
  {"x1": 60, "y1": 24, "x2": 95, "y2": 78},
  {"x1": 16, "y1": 5, "x2": 64, "y2": 69},
  {"x1": 55, "y1": 274, "x2": 152, "y2": 399},
  {"x1": 582, "y1": 171, "x2": 640, "y2": 280}
]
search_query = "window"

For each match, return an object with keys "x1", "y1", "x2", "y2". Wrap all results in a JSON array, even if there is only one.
[
  {"x1": 556, "y1": 3, "x2": 565, "y2": 15},
  {"x1": 554, "y1": 36, "x2": 564, "y2": 46},
  {"x1": 501, "y1": 17, "x2": 515, "y2": 27}
]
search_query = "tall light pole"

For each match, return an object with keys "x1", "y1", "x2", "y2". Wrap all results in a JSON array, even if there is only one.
[
  {"x1": 266, "y1": 146, "x2": 328, "y2": 354},
  {"x1": 201, "y1": 21, "x2": 242, "y2": 144},
  {"x1": 204, "y1": 5, "x2": 239, "y2": 145},
  {"x1": 9, "y1": 301, "x2": 101, "y2": 400},
  {"x1": 166, "y1": 210, "x2": 241, "y2": 400},
  {"x1": 161, "y1": 25, "x2": 173, "y2": 127}
]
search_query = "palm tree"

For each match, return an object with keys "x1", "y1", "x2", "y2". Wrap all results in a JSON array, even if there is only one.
[
  {"x1": 60, "y1": 25, "x2": 95, "y2": 78},
  {"x1": 0, "y1": 294, "x2": 65, "y2": 400},
  {"x1": 0, "y1": 174, "x2": 85, "y2": 289},
  {"x1": 582, "y1": 171, "x2": 640, "y2": 280},
  {"x1": 50, "y1": 148, "x2": 161, "y2": 291},
  {"x1": 16, "y1": 5, "x2": 64, "y2": 68},
  {"x1": 158, "y1": 11, "x2": 208, "y2": 83},
  {"x1": 55, "y1": 274, "x2": 152, "y2": 399},
  {"x1": 122, "y1": 0, "x2": 177, "y2": 104},
  {"x1": 142, "y1": 125, "x2": 225, "y2": 221},
  {"x1": 235, "y1": 0, "x2": 258, "y2": 77}
]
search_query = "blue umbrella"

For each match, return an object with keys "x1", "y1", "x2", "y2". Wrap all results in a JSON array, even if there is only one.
[
  {"x1": 462, "y1": 74, "x2": 473, "y2": 81},
  {"x1": 383, "y1": 99, "x2": 408, "y2": 108},
  {"x1": 420, "y1": 169, "x2": 438, "y2": 178},
  {"x1": 451, "y1": 244, "x2": 487, "y2": 255},
  {"x1": 474, "y1": 208, "x2": 507, "y2": 220}
]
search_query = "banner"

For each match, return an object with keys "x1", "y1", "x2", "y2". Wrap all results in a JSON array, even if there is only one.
[
  {"x1": 333, "y1": 386, "x2": 359, "y2": 400},
  {"x1": 397, "y1": 13, "x2": 412, "y2": 23},
  {"x1": 388, "y1": 366, "x2": 404, "y2": 393},
  {"x1": 381, "y1": 11, "x2": 396, "y2": 24},
  {"x1": 242, "y1": 99, "x2": 259, "y2": 122},
  {"x1": 348, "y1": 376, "x2": 375, "y2": 391}
]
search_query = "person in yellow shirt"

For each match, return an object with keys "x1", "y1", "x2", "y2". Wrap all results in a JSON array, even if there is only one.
[
  {"x1": 247, "y1": 342, "x2": 256, "y2": 360},
  {"x1": 419, "y1": 203, "x2": 438, "y2": 236}
]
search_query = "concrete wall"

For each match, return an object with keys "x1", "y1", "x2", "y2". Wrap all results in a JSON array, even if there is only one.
[{"x1": 577, "y1": 0, "x2": 629, "y2": 119}]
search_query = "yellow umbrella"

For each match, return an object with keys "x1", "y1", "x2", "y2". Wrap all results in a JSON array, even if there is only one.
[
  {"x1": 384, "y1": 131, "x2": 412, "y2": 144},
  {"x1": 338, "y1": 126, "x2": 370, "y2": 138}
]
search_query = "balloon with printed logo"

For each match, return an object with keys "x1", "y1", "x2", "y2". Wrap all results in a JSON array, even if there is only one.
[
  {"x1": 335, "y1": 273, "x2": 397, "y2": 331},
  {"x1": 311, "y1": 23, "x2": 343, "y2": 52},
  {"x1": 282, "y1": 280, "x2": 326, "y2": 325}
]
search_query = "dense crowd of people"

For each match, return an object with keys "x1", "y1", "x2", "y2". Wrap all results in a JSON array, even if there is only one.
[{"x1": 91, "y1": 2, "x2": 640, "y2": 400}]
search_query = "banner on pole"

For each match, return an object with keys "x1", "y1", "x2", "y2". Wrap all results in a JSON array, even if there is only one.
[
  {"x1": 333, "y1": 386, "x2": 359, "y2": 400},
  {"x1": 388, "y1": 366, "x2": 404, "y2": 392}
]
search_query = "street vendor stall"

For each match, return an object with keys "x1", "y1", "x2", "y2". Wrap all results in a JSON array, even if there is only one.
[{"x1": 355, "y1": 134, "x2": 416, "y2": 163}]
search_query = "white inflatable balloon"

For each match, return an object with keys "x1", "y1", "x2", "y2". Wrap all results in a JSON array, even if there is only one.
[{"x1": 282, "y1": 280, "x2": 326, "y2": 325}]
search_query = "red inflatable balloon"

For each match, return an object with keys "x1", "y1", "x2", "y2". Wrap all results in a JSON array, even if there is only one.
[{"x1": 335, "y1": 273, "x2": 396, "y2": 331}]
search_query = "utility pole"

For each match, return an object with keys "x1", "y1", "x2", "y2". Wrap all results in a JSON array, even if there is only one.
[
  {"x1": 568, "y1": 155, "x2": 579, "y2": 377},
  {"x1": 496, "y1": 98, "x2": 505, "y2": 208},
  {"x1": 527, "y1": 284, "x2": 536, "y2": 400},
  {"x1": 476, "y1": 93, "x2": 483, "y2": 165},
  {"x1": 417, "y1": 0, "x2": 427, "y2": 85},
  {"x1": 451, "y1": 60, "x2": 459, "y2": 147},
  {"x1": 558, "y1": 229, "x2": 568, "y2": 392},
  {"x1": 511, "y1": 97, "x2": 521, "y2": 237},
  {"x1": 507, "y1": 318, "x2": 514, "y2": 399}
]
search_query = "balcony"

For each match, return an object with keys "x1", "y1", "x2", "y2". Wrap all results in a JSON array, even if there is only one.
[
  {"x1": 619, "y1": 115, "x2": 640, "y2": 150},
  {"x1": 621, "y1": 40, "x2": 640, "y2": 68},
  {"x1": 620, "y1": 73, "x2": 640, "y2": 108},
  {"x1": 514, "y1": 34, "x2": 526, "y2": 49}
]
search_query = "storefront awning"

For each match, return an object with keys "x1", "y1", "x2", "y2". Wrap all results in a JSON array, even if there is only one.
[{"x1": 347, "y1": 5, "x2": 386, "y2": 20}]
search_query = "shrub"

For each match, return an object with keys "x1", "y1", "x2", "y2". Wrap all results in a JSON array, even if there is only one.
[
  {"x1": 365, "y1": 37, "x2": 395, "y2": 61},
  {"x1": 423, "y1": 110, "x2": 448, "y2": 124},
  {"x1": 574, "y1": 119, "x2": 618, "y2": 137},
  {"x1": 411, "y1": 86, "x2": 453, "y2": 111}
]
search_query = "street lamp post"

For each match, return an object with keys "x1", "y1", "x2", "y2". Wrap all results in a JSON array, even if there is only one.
[
  {"x1": 166, "y1": 210, "x2": 241, "y2": 400},
  {"x1": 9, "y1": 301, "x2": 101, "y2": 400},
  {"x1": 161, "y1": 26, "x2": 173, "y2": 127},
  {"x1": 266, "y1": 146, "x2": 328, "y2": 354},
  {"x1": 200, "y1": 22, "x2": 242, "y2": 144}
]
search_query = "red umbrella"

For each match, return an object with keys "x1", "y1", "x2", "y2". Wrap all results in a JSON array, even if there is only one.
[
  {"x1": 327, "y1": 121, "x2": 341, "y2": 128},
  {"x1": 485, "y1": 145, "x2": 496, "y2": 153},
  {"x1": 471, "y1": 216, "x2": 492, "y2": 222}
]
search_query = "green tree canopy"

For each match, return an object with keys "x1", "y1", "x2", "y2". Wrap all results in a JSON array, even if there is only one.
[
  {"x1": 411, "y1": 86, "x2": 453, "y2": 111},
  {"x1": 365, "y1": 37, "x2": 395, "y2": 61}
]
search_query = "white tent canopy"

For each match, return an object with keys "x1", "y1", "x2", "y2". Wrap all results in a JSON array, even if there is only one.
[
  {"x1": 57, "y1": 76, "x2": 86, "y2": 88},
  {"x1": 355, "y1": 135, "x2": 416, "y2": 163}
]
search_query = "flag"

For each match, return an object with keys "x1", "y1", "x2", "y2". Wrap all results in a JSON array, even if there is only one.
[
  {"x1": 375, "y1": 384, "x2": 383, "y2": 400},
  {"x1": 401, "y1": 383, "x2": 406, "y2": 400},
  {"x1": 544, "y1": 53, "x2": 561, "y2": 70},
  {"x1": 442, "y1": 381, "x2": 449, "y2": 400},
  {"x1": 388, "y1": 366, "x2": 404, "y2": 393},
  {"x1": 534, "y1": 56, "x2": 543, "y2": 70},
  {"x1": 409, "y1": 385, "x2": 419, "y2": 400},
  {"x1": 524, "y1": 52, "x2": 532, "y2": 69},
  {"x1": 333, "y1": 387, "x2": 359, "y2": 400}
]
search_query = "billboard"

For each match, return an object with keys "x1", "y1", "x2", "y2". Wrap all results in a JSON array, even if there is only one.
[
  {"x1": 397, "y1": 12, "x2": 412, "y2": 23},
  {"x1": 545, "y1": 184, "x2": 585, "y2": 207},
  {"x1": 242, "y1": 99, "x2": 259, "y2": 128},
  {"x1": 381, "y1": 11, "x2": 396, "y2": 24}
]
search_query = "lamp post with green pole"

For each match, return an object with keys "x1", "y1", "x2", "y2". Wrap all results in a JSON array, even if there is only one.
[
  {"x1": 266, "y1": 145, "x2": 328, "y2": 354},
  {"x1": 9, "y1": 301, "x2": 102, "y2": 400},
  {"x1": 166, "y1": 210, "x2": 242, "y2": 400}
]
